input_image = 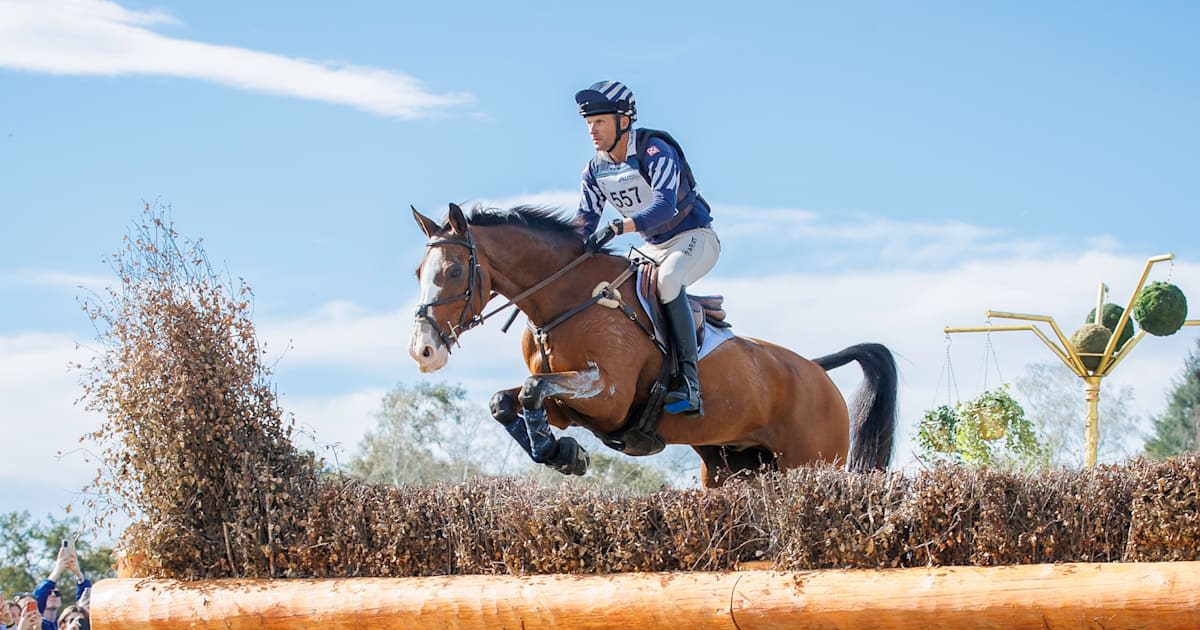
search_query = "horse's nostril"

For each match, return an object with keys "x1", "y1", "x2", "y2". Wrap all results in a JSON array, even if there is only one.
[{"x1": 422, "y1": 346, "x2": 432, "y2": 358}]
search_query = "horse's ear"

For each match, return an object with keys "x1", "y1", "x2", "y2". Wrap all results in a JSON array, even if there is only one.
[
  {"x1": 447, "y1": 203, "x2": 469, "y2": 234},
  {"x1": 412, "y1": 205, "x2": 441, "y2": 238}
]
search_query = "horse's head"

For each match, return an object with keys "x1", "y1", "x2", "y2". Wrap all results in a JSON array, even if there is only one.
[{"x1": 409, "y1": 203, "x2": 491, "y2": 372}]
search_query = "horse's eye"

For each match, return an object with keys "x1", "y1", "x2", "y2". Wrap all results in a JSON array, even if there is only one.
[{"x1": 447, "y1": 265, "x2": 464, "y2": 280}]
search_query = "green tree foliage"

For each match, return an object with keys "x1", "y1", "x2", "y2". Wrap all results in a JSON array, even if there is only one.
[
  {"x1": 348, "y1": 382, "x2": 492, "y2": 484},
  {"x1": 0, "y1": 512, "x2": 114, "y2": 602},
  {"x1": 1143, "y1": 340, "x2": 1200, "y2": 458},
  {"x1": 1015, "y1": 362, "x2": 1144, "y2": 468}
]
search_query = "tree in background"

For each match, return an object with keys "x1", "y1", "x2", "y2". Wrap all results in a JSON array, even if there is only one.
[
  {"x1": 348, "y1": 382, "x2": 491, "y2": 485},
  {"x1": 1143, "y1": 339, "x2": 1200, "y2": 458},
  {"x1": 1015, "y1": 362, "x2": 1144, "y2": 468},
  {"x1": 348, "y1": 381, "x2": 683, "y2": 491},
  {"x1": 0, "y1": 512, "x2": 114, "y2": 600}
]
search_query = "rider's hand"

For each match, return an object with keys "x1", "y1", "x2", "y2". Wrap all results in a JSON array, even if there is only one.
[{"x1": 584, "y1": 219, "x2": 623, "y2": 252}]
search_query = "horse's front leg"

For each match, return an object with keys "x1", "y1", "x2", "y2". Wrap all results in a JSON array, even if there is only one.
[
  {"x1": 489, "y1": 386, "x2": 533, "y2": 457},
  {"x1": 517, "y1": 361, "x2": 604, "y2": 476},
  {"x1": 489, "y1": 380, "x2": 590, "y2": 476}
]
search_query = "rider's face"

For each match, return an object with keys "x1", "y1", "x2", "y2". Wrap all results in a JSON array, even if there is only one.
[{"x1": 585, "y1": 114, "x2": 627, "y2": 152}]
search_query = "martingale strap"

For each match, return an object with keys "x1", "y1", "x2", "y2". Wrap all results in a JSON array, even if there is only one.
[
  {"x1": 530, "y1": 258, "x2": 656, "y2": 363},
  {"x1": 531, "y1": 257, "x2": 668, "y2": 456}
]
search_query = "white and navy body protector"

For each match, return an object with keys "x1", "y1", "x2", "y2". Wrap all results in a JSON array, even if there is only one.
[{"x1": 577, "y1": 128, "x2": 712, "y2": 245}]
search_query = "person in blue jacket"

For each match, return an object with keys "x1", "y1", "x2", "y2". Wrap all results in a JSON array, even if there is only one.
[
  {"x1": 32, "y1": 542, "x2": 91, "y2": 630},
  {"x1": 574, "y1": 80, "x2": 720, "y2": 416}
]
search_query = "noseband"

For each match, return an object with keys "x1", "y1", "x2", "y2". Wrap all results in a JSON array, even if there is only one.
[{"x1": 415, "y1": 229, "x2": 486, "y2": 353}]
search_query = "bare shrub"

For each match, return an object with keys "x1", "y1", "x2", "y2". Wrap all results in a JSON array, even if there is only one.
[{"x1": 79, "y1": 205, "x2": 319, "y2": 578}]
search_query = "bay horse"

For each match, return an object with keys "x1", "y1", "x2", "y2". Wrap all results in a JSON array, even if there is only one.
[{"x1": 409, "y1": 203, "x2": 897, "y2": 487}]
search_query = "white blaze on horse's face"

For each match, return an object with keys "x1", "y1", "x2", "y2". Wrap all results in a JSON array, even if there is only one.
[{"x1": 409, "y1": 246, "x2": 451, "y2": 373}]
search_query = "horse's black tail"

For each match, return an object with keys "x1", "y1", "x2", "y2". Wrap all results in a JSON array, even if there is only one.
[{"x1": 813, "y1": 342, "x2": 898, "y2": 471}]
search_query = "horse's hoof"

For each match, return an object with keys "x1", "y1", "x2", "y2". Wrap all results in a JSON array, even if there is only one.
[{"x1": 550, "y1": 437, "x2": 589, "y2": 476}]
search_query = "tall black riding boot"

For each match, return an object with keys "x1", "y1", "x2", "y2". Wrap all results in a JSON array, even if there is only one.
[{"x1": 663, "y1": 292, "x2": 703, "y2": 416}]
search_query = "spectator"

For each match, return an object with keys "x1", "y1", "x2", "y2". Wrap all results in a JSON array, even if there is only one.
[
  {"x1": 33, "y1": 541, "x2": 91, "y2": 630},
  {"x1": 1, "y1": 592, "x2": 15, "y2": 629},
  {"x1": 13, "y1": 607, "x2": 41, "y2": 630},
  {"x1": 8, "y1": 596, "x2": 36, "y2": 630},
  {"x1": 55, "y1": 606, "x2": 87, "y2": 630},
  {"x1": 12, "y1": 602, "x2": 41, "y2": 630},
  {"x1": 12, "y1": 595, "x2": 33, "y2": 612}
]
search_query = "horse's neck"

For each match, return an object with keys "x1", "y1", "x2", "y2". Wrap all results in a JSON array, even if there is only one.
[{"x1": 480, "y1": 229, "x2": 620, "y2": 325}]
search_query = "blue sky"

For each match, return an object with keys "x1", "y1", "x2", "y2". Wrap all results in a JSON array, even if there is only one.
[{"x1": 2, "y1": 1, "x2": 1198, "y2": 530}]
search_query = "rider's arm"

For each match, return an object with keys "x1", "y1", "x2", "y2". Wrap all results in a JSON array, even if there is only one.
[
  {"x1": 574, "y1": 163, "x2": 606, "y2": 240},
  {"x1": 628, "y1": 139, "x2": 682, "y2": 234}
]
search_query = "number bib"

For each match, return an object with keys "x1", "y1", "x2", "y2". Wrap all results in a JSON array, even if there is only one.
[{"x1": 593, "y1": 160, "x2": 654, "y2": 218}]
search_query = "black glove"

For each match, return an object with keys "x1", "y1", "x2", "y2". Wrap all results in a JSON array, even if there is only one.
[{"x1": 584, "y1": 219, "x2": 624, "y2": 252}]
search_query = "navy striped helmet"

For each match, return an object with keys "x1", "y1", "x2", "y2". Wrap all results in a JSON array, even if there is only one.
[{"x1": 574, "y1": 81, "x2": 637, "y2": 122}]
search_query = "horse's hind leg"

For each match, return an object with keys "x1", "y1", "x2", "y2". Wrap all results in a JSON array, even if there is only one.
[
  {"x1": 694, "y1": 445, "x2": 778, "y2": 487},
  {"x1": 517, "y1": 364, "x2": 603, "y2": 476}
]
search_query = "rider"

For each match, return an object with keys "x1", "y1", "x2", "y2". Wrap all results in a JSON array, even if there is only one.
[{"x1": 573, "y1": 80, "x2": 719, "y2": 416}]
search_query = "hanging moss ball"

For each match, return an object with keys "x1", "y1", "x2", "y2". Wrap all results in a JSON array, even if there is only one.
[
  {"x1": 1070, "y1": 323, "x2": 1112, "y2": 371},
  {"x1": 1133, "y1": 281, "x2": 1188, "y2": 336},
  {"x1": 1084, "y1": 302, "x2": 1135, "y2": 351}
]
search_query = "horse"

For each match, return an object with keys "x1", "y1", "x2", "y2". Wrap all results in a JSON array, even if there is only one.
[{"x1": 408, "y1": 203, "x2": 897, "y2": 487}]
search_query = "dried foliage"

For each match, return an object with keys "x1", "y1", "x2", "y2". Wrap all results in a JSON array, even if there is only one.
[
  {"x1": 312, "y1": 458, "x2": 1193, "y2": 575},
  {"x1": 78, "y1": 205, "x2": 320, "y2": 579},
  {"x1": 83, "y1": 207, "x2": 1200, "y2": 580},
  {"x1": 113, "y1": 458, "x2": 1200, "y2": 578}
]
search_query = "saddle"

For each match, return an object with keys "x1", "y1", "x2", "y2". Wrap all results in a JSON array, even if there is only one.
[
  {"x1": 634, "y1": 262, "x2": 732, "y2": 352},
  {"x1": 587, "y1": 261, "x2": 734, "y2": 457}
]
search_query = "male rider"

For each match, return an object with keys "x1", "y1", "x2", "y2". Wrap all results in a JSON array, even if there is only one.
[{"x1": 573, "y1": 80, "x2": 719, "y2": 416}]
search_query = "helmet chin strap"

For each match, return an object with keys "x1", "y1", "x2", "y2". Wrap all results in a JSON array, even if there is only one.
[{"x1": 605, "y1": 113, "x2": 630, "y2": 154}]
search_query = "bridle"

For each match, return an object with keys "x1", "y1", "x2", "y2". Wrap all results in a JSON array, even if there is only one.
[
  {"x1": 414, "y1": 229, "x2": 487, "y2": 353},
  {"x1": 416, "y1": 222, "x2": 603, "y2": 354}
]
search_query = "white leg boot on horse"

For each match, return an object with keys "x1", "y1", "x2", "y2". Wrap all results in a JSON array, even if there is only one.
[{"x1": 663, "y1": 291, "x2": 703, "y2": 416}]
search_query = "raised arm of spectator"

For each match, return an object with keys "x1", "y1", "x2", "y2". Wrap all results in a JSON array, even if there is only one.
[
  {"x1": 33, "y1": 545, "x2": 69, "y2": 614},
  {"x1": 66, "y1": 553, "x2": 91, "y2": 602}
]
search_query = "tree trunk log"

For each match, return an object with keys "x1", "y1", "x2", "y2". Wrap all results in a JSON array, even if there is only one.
[{"x1": 91, "y1": 562, "x2": 1200, "y2": 630}]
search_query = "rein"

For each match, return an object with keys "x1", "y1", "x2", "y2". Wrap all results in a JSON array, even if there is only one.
[{"x1": 477, "y1": 250, "x2": 595, "y2": 324}]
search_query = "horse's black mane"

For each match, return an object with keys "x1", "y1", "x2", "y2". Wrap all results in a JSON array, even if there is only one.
[{"x1": 464, "y1": 205, "x2": 580, "y2": 242}]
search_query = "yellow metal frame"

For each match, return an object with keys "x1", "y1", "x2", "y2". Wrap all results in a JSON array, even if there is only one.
[{"x1": 944, "y1": 253, "x2": 1198, "y2": 466}]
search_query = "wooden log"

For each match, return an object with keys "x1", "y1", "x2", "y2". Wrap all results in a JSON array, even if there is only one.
[{"x1": 91, "y1": 562, "x2": 1200, "y2": 630}]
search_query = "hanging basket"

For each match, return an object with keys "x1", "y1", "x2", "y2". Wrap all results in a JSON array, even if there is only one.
[
  {"x1": 960, "y1": 387, "x2": 1025, "y2": 441},
  {"x1": 919, "y1": 404, "x2": 960, "y2": 453},
  {"x1": 974, "y1": 408, "x2": 1008, "y2": 441}
]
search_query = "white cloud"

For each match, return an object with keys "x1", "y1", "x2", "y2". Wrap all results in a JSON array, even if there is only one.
[
  {"x1": 0, "y1": 268, "x2": 114, "y2": 291},
  {"x1": 284, "y1": 387, "x2": 387, "y2": 466},
  {"x1": 0, "y1": 0, "x2": 471, "y2": 118},
  {"x1": 0, "y1": 333, "x2": 100, "y2": 490}
]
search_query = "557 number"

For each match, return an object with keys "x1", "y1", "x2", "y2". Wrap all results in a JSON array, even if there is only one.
[{"x1": 608, "y1": 187, "x2": 642, "y2": 208}]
